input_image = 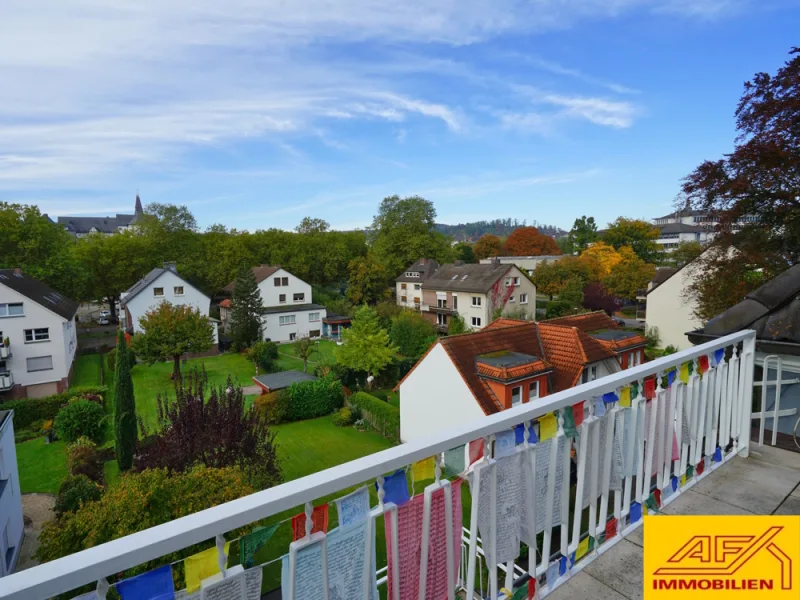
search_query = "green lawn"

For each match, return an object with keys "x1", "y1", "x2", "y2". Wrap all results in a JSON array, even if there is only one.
[
  {"x1": 131, "y1": 352, "x2": 256, "y2": 430},
  {"x1": 275, "y1": 339, "x2": 338, "y2": 372},
  {"x1": 72, "y1": 354, "x2": 104, "y2": 387},
  {"x1": 17, "y1": 439, "x2": 68, "y2": 494}
]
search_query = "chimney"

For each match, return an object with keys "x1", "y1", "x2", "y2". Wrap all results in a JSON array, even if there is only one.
[{"x1": 163, "y1": 261, "x2": 177, "y2": 273}]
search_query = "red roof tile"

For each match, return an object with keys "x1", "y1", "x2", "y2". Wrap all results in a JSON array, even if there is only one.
[
  {"x1": 219, "y1": 298, "x2": 231, "y2": 308},
  {"x1": 544, "y1": 310, "x2": 619, "y2": 332}
]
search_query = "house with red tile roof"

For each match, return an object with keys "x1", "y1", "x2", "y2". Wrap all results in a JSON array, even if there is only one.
[{"x1": 397, "y1": 314, "x2": 632, "y2": 442}]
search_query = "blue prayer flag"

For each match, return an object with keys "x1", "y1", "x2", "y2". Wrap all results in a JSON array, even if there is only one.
[
  {"x1": 515, "y1": 424, "x2": 525, "y2": 445},
  {"x1": 117, "y1": 565, "x2": 173, "y2": 600},
  {"x1": 495, "y1": 429, "x2": 516, "y2": 457},
  {"x1": 594, "y1": 396, "x2": 606, "y2": 417},
  {"x1": 559, "y1": 556, "x2": 568, "y2": 575},
  {"x1": 667, "y1": 370, "x2": 676, "y2": 386},
  {"x1": 630, "y1": 501, "x2": 642, "y2": 524},
  {"x1": 671, "y1": 476, "x2": 679, "y2": 491},
  {"x1": 602, "y1": 392, "x2": 618, "y2": 404},
  {"x1": 379, "y1": 469, "x2": 410, "y2": 506},
  {"x1": 713, "y1": 348, "x2": 724, "y2": 366},
  {"x1": 713, "y1": 446, "x2": 723, "y2": 463}
]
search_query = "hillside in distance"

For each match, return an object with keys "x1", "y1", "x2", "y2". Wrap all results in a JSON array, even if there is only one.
[{"x1": 436, "y1": 218, "x2": 567, "y2": 242}]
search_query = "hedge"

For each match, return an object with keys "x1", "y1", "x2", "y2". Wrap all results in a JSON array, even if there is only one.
[
  {"x1": 286, "y1": 376, "x2": 344, "y2": 421},
  {"x1": 4, "y1": 386, "x2": 108, "y2": 430},
  {"x1": 348, "y1": 392, "x2": 400, "y2": 442}
]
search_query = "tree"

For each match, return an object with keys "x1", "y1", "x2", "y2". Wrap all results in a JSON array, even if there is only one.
[
  {"x1": 532, "y1": 256, "x2": 595, "y2": 299},
  {"x1": 247, "y1": 340, "x2": 278, "y2": 374},
  {"x1": 295, "y1": 217, "x2": 330, "y2": 234},
  {"x1": 229, "y1": 265, "x2": 266, "y2": 350},
  {"x1": 143, "y1": 202, "x2": 199, "y2": 233},
  {"x1": 682, "y1": 48, "x2": 800, "y2": 263},
  {"x1": 556, "y1": 236, "x2": 573, "y2": 255},
  {"x1": 559, "y1": 277, "x2": 585, "y2": 308},
  {"x1": 604, "y1": 249, "x2": 656, "y2": 301},
  {"x1": 335, "y1": 306, "x2": 398, "y2": 381},
  {"x1": 368, "y1": 195, "x2": 453, "y2": 276},
  {"x1": 130, "y1": 303, "x2": 214, "y2": 381},
  {"x1": 474, "y1": 234, "x2": 503, "y2": 260},
  {"x1": 503, "y1": 226, "x2": 561, "y2": 256},
  {"x1": 664, "y1": 240, "x2": 705, "y2": 268},
  {"x1": 447, "y1": 313, "x2": 467, "y2": 335},
  {"x1": 454, "y1": 242, "x2": 476, "y2": 263},
  {"x1": 567, "y1": 216, "x2": 598, "y2": 253},
  {"x1": 580, "y1": 241, "x2": 623, "y2": 279},
  {"x1": 114, "y1": 330, "x2": 137, "y2": 471},
  {"x1": 347, "y1": 254, "x2": 389, "y2": 305},
  {"x1": 602, "y1": 218, "x2": 661, "y2": 264},
  {"x1": 294, "y1": 337, "x2": 317, "y2": 373},
  {"x1": 137, "y1": 370, "x2": 281, "y2": 490},
  {"x1": 582, "y1": 282, "x2": 621, "y2": 315},
  {"x1": 389, "y1": 311, "x2": 437, "y2": 358}
]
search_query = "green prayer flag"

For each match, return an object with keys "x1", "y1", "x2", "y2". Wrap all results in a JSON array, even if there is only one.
[
  {"x1": 444, "y1": 446, "x2": 466, "y2": 478},
  {"x1": 511, "y1": 584, "x2": 528, "y2": 600},
  {"x1": 240, "y1": 524, "x2": 279, "y2": 568},
  {"x1": 562, "y1": 406, "x2": 579, "y2": 439},
  {"x1": 645, "y1": 494, "x2": 659, "y2": 514},
  {"x1": 687, "y1": 464, "x2": 694, "y2": 479},
  {"x1": 588, "y1": 536, "x2": 596, "y2": 551},
  {"x1": 630, "y1": 381, "x2": 640, "y2": 399}
]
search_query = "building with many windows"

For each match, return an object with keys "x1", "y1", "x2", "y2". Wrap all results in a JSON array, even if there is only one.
[
  {"x1": 0, "y1": 270, "x2": 78, "y2": 399},
  {"x1": 394, "y1": 258, "x2": 439, "y2": 310},
  {"x1": 54, "y1": 195, "x2": 145, "y2": 237}
]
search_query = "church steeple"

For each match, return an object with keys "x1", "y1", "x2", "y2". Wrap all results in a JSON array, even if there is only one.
[{"x1": 135, "y1": 194, "x2": 143, "y2": 215}]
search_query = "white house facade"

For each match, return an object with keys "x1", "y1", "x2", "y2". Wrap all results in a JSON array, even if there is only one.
[
  {"x1": 121, "y1": 263, "x2": 219, "y2": 345},
  {"x1": 0, "y1": 270, "x2": 78, "y2": 399},
  {"x1": 645, "y1": 257, "x2": 706, "y2": 351},
  {"x1": 0, "y1": 411, "x2": 24, "y2": 576}
]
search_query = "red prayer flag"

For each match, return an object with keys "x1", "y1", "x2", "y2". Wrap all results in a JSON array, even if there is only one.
[
  {"x1": 696, "y1": 459, "x2": 705, "y2": 476},
  {"x1": 644, "y1": 378, "x2": 656, "y2": 400},
  {"x1": 468, "y1": 439, "x2": 484, "y2": 465},
  {"x1": 291, "y1": 504, "x2": 328, "y2": 541},
  {"x1": 528, "y1": 578, "x2": 536, "y2": 599},
  {"x1": 605, "y1": 517, "x2": 617, "y2": 540},
  {"x1": 654, "y1": 488, "x2": 662, "y2": 507},
  {"x1": 698, "y1": 355, "x2": 709, "y2": 374},
  {"x1": 572, "y1": 401, "x2": 585, "y2": 427}
]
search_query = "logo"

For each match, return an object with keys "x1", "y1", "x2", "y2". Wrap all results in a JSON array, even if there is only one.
[{"x1": 644, "y1": 516, "x2": 800, "y2": 599}]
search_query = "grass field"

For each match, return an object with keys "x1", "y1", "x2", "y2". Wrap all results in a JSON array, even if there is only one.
[
  {"x1": 71, "y1": 354, "x2": 104, "y2": 387},
  {"x1": 16, "y1": 439, "x2": 68, "y2": 494},
  {"x1": 275, "y1": 339, "x2": 338, "y2": 372}
]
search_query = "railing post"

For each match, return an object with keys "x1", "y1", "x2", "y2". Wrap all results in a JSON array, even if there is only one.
[{"x1": 739, "y1": 334, "x2": 756, "y2": 458}]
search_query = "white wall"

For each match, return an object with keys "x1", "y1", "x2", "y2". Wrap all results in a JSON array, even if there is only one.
[
  {"x1": 646, "y1": 265, "x2": 703, "y2": 350},
  {"x1": 0, "y1": 284, "x2": 74, "y2": 390},
  {"x1": 497, "y1": 266, "x2": 537, "y2": 320},
  {"x1": 461, "y1": 292, "x2": 489, "y2": 330},
  {"x1": 0, "y1": 415, "x2": 24, "y2": 576},
  {"x1": 395, "y1": 282, "x2": 422, "y2": 309},
  {"x1": 399, "y1": 342, "x2": 485, "y2": 442},
  {"x1": 124, "y1": 270, "x2": 211, "y2": 334},
  {"x1": 262, "y1": 307, "x2": 327, "y2": 343},
  {"x1": 257, "y1": 268, "x2": 312, "y2": 308}
]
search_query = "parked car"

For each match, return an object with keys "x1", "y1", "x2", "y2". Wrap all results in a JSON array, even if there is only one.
[
  {"x1": 99, "y1": 309, "x2": 112, "y2": 318},
  {"x1": 98, "y1": 317, "x2": 110, "y2": 325}
]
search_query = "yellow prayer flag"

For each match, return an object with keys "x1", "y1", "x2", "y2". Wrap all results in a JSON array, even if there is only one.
[
  {"x1": 540, "y1": 413, "x2": 558, "y2": 440},
  {"x1": 576, "y1": 536, "x2": 590, "y2": 561},
  {"x1": 412, "y1": 457, "x2": 435, "y2": 481},
  {"x1": 679, "y1": 363, "x2": 690, "y2": 384},
  {"x1": 619, "y1": 387, "x2": 631, "y2": 408},
  {"x1": 680, "y1": 474, "x2": 687, "y2": 487},
  {"x1": 185, "y1": 542, "x2": 230, "y2": 593}
]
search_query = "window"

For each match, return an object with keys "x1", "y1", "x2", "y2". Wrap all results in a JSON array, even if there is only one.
[
  {"x1": 293, "y1": 293, "x2": 305, "y2": 302},
  {"x1": 274, "y1": 277, "x2": 282, "y2": 287},
  {"x1": 414, "y1": 284, "x2": 421, "y2": 290},
  {"x1": 452, "y1": 296, "x2": 458, "y2": 310},
  {"x1": 0, "y1": 303, "x2": 24, "y2": 317},
  {"x1": 24, "y1": 328, "x2": 50, "y2": 342},
  {"x1": 437, "y1": 298, "x2": 447, "y2": 309},
  {"x1": 582, "y1": 364, "x2": 598, "y2": 383},
  {"x1": 27, "y1": 355, "x2": 53, "y2": 372},
  {"x1": 505, "y1": 278, "x2": 512, "y2": 286},
  {"x1": 414, "y1": 297, "x2": 421, "y2": 305},
  {"x1": 628, "y1": 351, "x2": 641, "y2": 367},
  {"x1": 401, "y1": 283, "x2": 407, "y2": 290},
  {"x1": 509, "y1": 296, "x2": 515, "y2": 303},
  {"x1": 153, "y1": 287, "x2": 164, "y2": 297},
  {"x1": 279, "y1": 315, "x2": 296, "y2": 326},
  {"x1": 519, "y1": 293, "x2": 528, "y2": 304},
  {"x1": 279, "y1": 294, "x2": 286, "y2": 303},
  {"x1": 513, "y1": 276, "x2": 520, "y2": 285},
  {"x1": 437, "y1": 313, "x2": 447, "y2": 326},
  {"x1": 401, "y1": 296, "x2": 407, "y2": 303},
  {"x1": 282, "y1": 277, "x2": 288, "y2": 286},
  {"x1": 511, "y1": 386, "x2": 522, "y2": 407},
  {"x1": 529, "y1": 381, "x2": 539, "y2": 401},
  {"x1": 174, "y1": 286, "x2": 184, "y2": 296},
  {"x1": 471, "y1": 317, "x2": 482, "y2": 327},
  {"x1": 472, "y1": 296, "x2": 481, "y2": 307},
  {"x1": 309, "y1": 312, "x2": 320, "y2": 322},
  {"x1": 405, "y1": 271, "x2": 419, "y2": 278}
]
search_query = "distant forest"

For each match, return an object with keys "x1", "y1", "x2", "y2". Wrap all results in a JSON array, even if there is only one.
[{"x1": 436, "y1": 218, "x2": 567, "y2": 242}]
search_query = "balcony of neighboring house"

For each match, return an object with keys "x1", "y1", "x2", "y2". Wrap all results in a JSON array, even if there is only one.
[
  {"x1": 0, "y1": 369, "x2": 12, "y2": 392},
  {"x1": 426, "y1": 298, "x2": 457, "y2": 315},
  {"x1": 8, "y1": 329, "x2": 800, "y2": 600}
]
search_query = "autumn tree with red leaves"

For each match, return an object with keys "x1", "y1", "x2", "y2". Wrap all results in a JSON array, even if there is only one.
[{"x1": 503, "y1": 227, "x2": 561, "y2": 257}]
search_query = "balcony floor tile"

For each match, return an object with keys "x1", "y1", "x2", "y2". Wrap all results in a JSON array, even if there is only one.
[
  {"x1": 546, "y1": 571, "x2": 629, "y2": 600},
  {"x1": 660, "y1": 488, "x2": 755, "y2": 516},
  {"x1": 774, "y1": 495, "x2": 800, "y2": 515},
  {"x1": 581, "y1": 539, "x2": 643, "y2": 600}
]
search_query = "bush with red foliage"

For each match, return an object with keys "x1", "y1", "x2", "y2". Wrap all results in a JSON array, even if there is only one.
[{"x1": 582, "y1": 282, "x2": 622, "y2": 316}]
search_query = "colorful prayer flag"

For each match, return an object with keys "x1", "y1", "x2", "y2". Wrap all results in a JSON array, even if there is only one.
[
  {"x1": 630, "y1": 381, "x2": 639, "y2": 399},
  {"x1": 680, "y1": 474, "x2": 687, "y2": 487},
  {"x1": 644, "y1": 378, "x2": 656, "y2": 400},
  {"x1": 380, "y1": 469, "x2": 410, "y2": 506},
  {"x1": 239, "y1": 524, "x2": 278, "y2": 569},
  {"x1": 572, "y1": 402, "x2": 585, "y2": 428},
  {"x1": 412, "y1": 456, "x2": 435, "y2": 481},
  {"x1": 576, "y1": 537, "x2": 590, "y2": 561},
  {"x1": 117, "y1": 565, "x2": 173, "y2": 600},
  {"x1": 713, "y1": 348, "x2": 724, "y2": 366},
  {"x1": 185, "y1": 542, "x2": 230, "y2": 593},
  {"x1": 495, "y1": 429, "x2": 516, "y2": 457},
  {"x1": 594, "y1": 396, "x2": 606, "y2": 417},
  {"x1": 291, "y1": 504, "x2": 329, "y2": 541},
  {"x1": 604, "y1": 391, "x2": 620, "y2": 405},
  {"x1": 696, "y1": 458, "x2": 705, "y2": 476},
  {"x1": 654, "y1": 488, "x2": 662, "y2": 507},
  {"x1": 559, "y1": 556, "x2": 568, "y2": 576},
  {"x1": 630, "y1": 501, "x2": 642, "y2": 523},
  {"x1": 713, "y1": 446, "x2": 723, "y2": 463},
  {"x1": 618, "y1": 387, "x2": 631, "y2": 408},
  {"x1": 645, "y1": 494, "x2": 659, "y2": 514},
  {"x1": 605, "y1": 517, "x2": 617, "y2": 539},
  {"x1": 698, "y1": 355, "x2": 709, "y2": 374},
  {"x1": 686, "y1": 465, "x2": 694, "y2": 479},
  {"x1": 469, "y1": 439, "x2": 484, "y2": 465},
  {"x1": 561, "y1": 407, "x2": 578, "y2": 439},
  {"x1": 679, "y1": 363, "x2": 689, "y2": 384},
  {"x1": 671, "y1": 476, "x2": 678, "y2": 492},
  {"x1": 667, "y1": 370, "x2": 676, "y2": 387},
  {"x1": 444, "y1": 446, "x2": 466, "y2": 477},
  {"x1": 540, "y1": 413, "x2": 558, "y2": 440}
]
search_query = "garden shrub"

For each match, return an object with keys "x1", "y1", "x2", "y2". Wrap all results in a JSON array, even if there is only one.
[
  {"x1": 254, "y1": 390, "x2": 290, "y2": 425},
  {"x1": 332, "y1": 407, "x2": 354, "y2": 427},
  {"x1": 67, "y1": 436, "x2": 104, "y2": 482},
  {"x1": 3, "y1": 387, "x2": 108, "y2": 430},
  {"x1": 348, "y1": 392, "x2": 400, "y2": 441},
  {"x1": 107, "y1": 347, "x2": 136, "y2": 372},
  {"x1": 286, "y1": 375, "x2": 343, "y2": 421},
  {"x1": 545, "y1": 300, "x2": 573, "y2": 319},
  {"x1": 54, "y1": 475, "x2": 102, "y2": 517},
  {"x1": 247, "y1": 341, "x2": 279, "y2": 372},
  {"x1": 55, "y1": 401, "x2": 106, "y2": 444}
]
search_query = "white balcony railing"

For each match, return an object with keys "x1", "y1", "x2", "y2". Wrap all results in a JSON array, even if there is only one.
[
  {"x1": 0, "y1": 330, "x2": 756, "y2": 599},
  {"x1": 0, "y1": 371, "x2": 12, "y2": 392}
]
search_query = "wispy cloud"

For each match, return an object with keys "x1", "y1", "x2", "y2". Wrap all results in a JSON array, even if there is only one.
[{"x1": 511, "y1": 55, "x2": 640, "y2": 95}]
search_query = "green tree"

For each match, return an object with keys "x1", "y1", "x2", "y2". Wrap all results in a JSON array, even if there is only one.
[
  {"x1": 532, "y1": 257, "x2": 594, "y2": 299},
  {"x1": 130, "y1": 302, "x2": 214, "y2": 380},
  {"x1": 389, "y1": 311, "x2": 437, "y2": 358},
  {"x1": 368, "y1": 195, "x2": 453, "y2": 276},
  {"x1": 293, "y1": 337, "x2": 317, "y2": 373},
  {"x1": 229, "y1": 265, "x2": 266, "y2": 350},
  {"x1": 142, "y1": 202, "x2": 198, "y2": 233},
  {"x1": 347, "y1": 254, "x2": 389, "y2": 305},
  {"x1": 113, "y1": 330, "x2": 137, "y2": 471},
  {"x1": 567, "y1": 216, "x2": 598, "y2": 252},
  {"x1": 447, "y1": 313, "x2": 467, "y2": 335},
  {"x1": 664, "y1": 240, "x2": 704, "y2": 268},
  {"x1": 335, "y1": 306, "x2": 398, "y2": 381},
  {"x1": 602, "y1": 218, "x2": 661, "y2": 264},
  {"x1": 474, "y1": 234, "x2": 503, "y2": 260},
  {"x1": 559, "y1": 276, "x2": 585, "y2": 308},
  {"x1": 604, "y1": 250, "x2": 657, "y2": 301},
  {"x1": 454, "y1": 243, "x2": 476, "y2": 263}
]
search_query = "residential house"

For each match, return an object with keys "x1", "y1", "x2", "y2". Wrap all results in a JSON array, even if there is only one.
[
  {"x1": 0, "y1": 270, "x2": 78, "y2": 399},
  {"x1": 54, "y1": 195, "x2": 145, "y2": 237},
  {"x1": 635, "y1": 267, "x2": 677, "y2": 320},
  {"x1": 655, "y1": 222, "x2": 709, "y2": 252},
  {"x1": 0, "y1": 411, "x2": 24, "y2": 577},
  {"x1": 688, "y1": 263, "x2": 800, "y2": 451},
  {"x1": 120, "y1": 262, "x2": 219, "y2": 348},
  {"x1": 652, "y1": 207, "x2": 759, "y2": 251},
  {"x1": 420, "y1": 261, "x2": 537, "y2": 332},
  {"x1": 395, "y1": 258, "x2": 439, "y2": 310},
  {"x1": 321, "y1": 315, "x2": 351, "y2": 341},
  {"x1": 478, "y1": 255, "x2": 562, "y2": 276},
  {"x1": 222, "y1": 265, "x2": 326, "y2": 343},
  {"x1": 397, "y1": 317, "x2": 627, "y2": 441}
]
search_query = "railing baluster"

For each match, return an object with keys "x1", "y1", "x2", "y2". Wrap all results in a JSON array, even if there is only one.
[
  {"x1": 570, "y1": 403, "x2": 589, "y2": 556},
  {"x1": 730, "y1": 347, "x2": 741, "y2": 449},
  {"x1": 587, "y1": 399, "x2": 600, "y2": 544},
  {"x1": 695, "y1": 359, "x2": 709, "y2": 468},
  {"x1": 598, "y1": 399, "x2": 616, "y2": 540},
  {"x1": 642, "y1": 377, "x2": 658, "y2": 504},
  {"x1": 559, "y1": 411, "x2": 570, "y2": 567},
  {"x1": 634, "y1": 380, "x2": 647, "y2": 506},
  {"x1": 739, "y1": 336, "x2": 756, "y2": 458}
]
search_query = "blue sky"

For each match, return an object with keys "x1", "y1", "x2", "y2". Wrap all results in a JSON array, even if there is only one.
[{"x1": 1, "y1": 1, "x2": 798, "y2": 232}]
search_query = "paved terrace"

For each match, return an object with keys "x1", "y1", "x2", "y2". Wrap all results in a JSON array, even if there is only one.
[{"x1": 549, "y1": 444, "x2": 800, "y2": 600}]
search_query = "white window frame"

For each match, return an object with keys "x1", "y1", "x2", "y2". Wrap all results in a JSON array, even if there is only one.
[
  {"x1": 0, "y1": 303, "x2": 24, "y2": 317},
  {"x1": 153, "y1": 287, "x2": 164, "y2": 297},
  {"x1": 437, "y1": 313, "x2": 447, "y2": 326},
  {"x1": 505, "y1": 278, "x2": 512, "y2": 286},
  {"x1": 471, "y1": 316, "x2": 482, "y2": 327},
  {"x1": 511, "y1": 386, "x2": 522, "y2": 407},
  {"x1": 24, "y1": 328, "x2": 50, "y2": 343},
  {"x1": 279, "y1": 315, "x2": 297, "y2": 326},
  {"x1": 583, "y1": 364, "x2": 598, "y2": 383},
  {"x1": 509, "y1": 296, "x2": 515, "y2": 303},
  {"x1": 279, "y1": 294, "x2": 286, "y2": 304},
  {"x1": 274, "y1": 277, "x2": 282, "y2": 287},
  {"x1": 437, "y1": 298, "x2": 447, "y2": 309},
  {"x1": 472, "y1": 296, "x2": 481, "y2": 307},
  {"x1": 173, "y1": 286, "x2": 184, "y2": 296},
  {"x1": 26, "y1": 355, "x2": 54, "y2": 372},
  {"x1": 309, "y1": 312, "x2": 320, "y2": 322},
  {"x1": 414, "y1": 284, "x2": 421, "y2": 290},
  {"x1": 453, "y1": 295, "x2": 458, "y2": 310},
  {"x1": 529, "y1": 380, "x2": 539, "y2": 401},
  {"x1": 293, "y1": 293, "x2": 305, "y2": 302},
  {"x1": 519, "y1": 293, "x2": 528, "y2": 304}
]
